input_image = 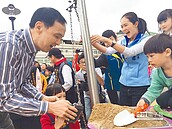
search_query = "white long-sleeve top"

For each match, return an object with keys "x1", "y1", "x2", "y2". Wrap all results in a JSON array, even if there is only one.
[{"x1": 105, "y1": 36, "x2": 152, "y2": 58}]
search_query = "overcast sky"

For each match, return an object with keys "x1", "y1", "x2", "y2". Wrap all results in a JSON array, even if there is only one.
[{"x1": 0, "y1": 0, "x2": 171, "y2": 40}]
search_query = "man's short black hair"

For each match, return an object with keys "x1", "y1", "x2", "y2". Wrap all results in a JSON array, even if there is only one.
[
  {"x1": 47, "y1": 48, "x2": 64, "y2": 59},
  {"x1": 29, "y1": 7, "x2": 67, "y2": 28}
]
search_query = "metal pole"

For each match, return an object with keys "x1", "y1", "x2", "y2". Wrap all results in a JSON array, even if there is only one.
[
  {"x1": 9, "y1": 16, "x2": 15, "y2": 30},
  {"x1": 77, "y1": 0, "x2": 99, "y2": 106}
]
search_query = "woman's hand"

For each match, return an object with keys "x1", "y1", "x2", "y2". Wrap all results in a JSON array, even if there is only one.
[{"x1": 91, "y1": 35, "x2": 111, "y2": 45}]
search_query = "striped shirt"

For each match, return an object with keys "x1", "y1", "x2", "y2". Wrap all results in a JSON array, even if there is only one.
[{"x1": 0, "y1": 29, "x2": 48, "y2": 116}]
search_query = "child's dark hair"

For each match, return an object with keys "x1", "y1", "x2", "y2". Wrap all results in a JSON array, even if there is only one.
[
  {"x1": 144, "y1": 34, "x2": 172, "y2": 56},
  {"x1": 157, "y1": 9, "x2": 172, "y2": 23},
  {"x1": 45, "y1": 83, "x2": 65, "y2": 96},
  {"x1": 121, "y1": 12, "x2": 150, "y2": 34},
  {"x1": 102, "y1": 30, "x2": 117, "y2": 40},
  {"x1": 46, "y1": 66, "x2": 54, "y2": 73},
  {"x1": 78, "y1": 52, "x2": 84, "y2": 64}
]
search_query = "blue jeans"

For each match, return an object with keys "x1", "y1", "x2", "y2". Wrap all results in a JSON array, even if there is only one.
[
  {"x1": 0, "y1": 112, "x2": 15, "y2": 129},
  {"x1": 84, "y1": 92, "x2": 91, "y2": 120},
  {"x1": 119, "y1": 84, "x2": 149, "y2": 106}
]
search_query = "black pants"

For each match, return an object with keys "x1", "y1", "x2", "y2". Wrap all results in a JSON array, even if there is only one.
[
  {"x1": 156, "y1": 88, "x2": 172, "y2": 109},
  {"x1": 10, "y1": 113, "x2": 41, "y2": 129},
  {"x1": 0, "y1": 112, "x2": 15, "y2": 129},
  {"x1": 119, "y1": 84, "x2": 149, "y2": 106},
  {"x1": 107, "y1": 90, "x2": 119, "y2": 104}
]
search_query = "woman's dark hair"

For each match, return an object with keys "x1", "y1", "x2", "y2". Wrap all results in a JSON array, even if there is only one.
[
  {"x1": 30, "y1": 66, "x2": 41, "y2": 86},
  {"x1": 45, "y1": 83, "x2": 65, "y2": 96},
  {"x1": 121, "y1": 12, "x2": 149, "y2": 34},
  {"x1": 144, "y1": 34, "x2": 172, "y2": 56},
  {"x1": 157, "y1": 9, "x2": 172, "y2": 23},
  {"x1": 29, "y1": 7, "x2": 67, "y2": 28}
]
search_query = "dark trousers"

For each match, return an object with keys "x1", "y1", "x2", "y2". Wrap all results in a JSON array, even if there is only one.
[
  {"x1": 107, "y1": 90, "x2": 119, "y2": 104},
  {"x1": 156, "y1": 88, "x2": 172, "y2": 109},
  {"x1": 10, "y1": 113, "x2": 41, "y2": 129},
  {"x1": 78, "y1": 88, "x2": 88, "y2": 128},
  {"x1": 119, "y1": 84, "x2": 149, "y2": 106},
  {"x1": 0, "y1": 112, "x2": 15, "y2": 129}
]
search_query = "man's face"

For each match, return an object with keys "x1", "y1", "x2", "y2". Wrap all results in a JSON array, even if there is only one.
[
  {"x1": 34, "y1": 21, "x2": 66, "y2": 52},
  {"x1": 48, "y1": 55, "x2": 57, "y2": 64}
]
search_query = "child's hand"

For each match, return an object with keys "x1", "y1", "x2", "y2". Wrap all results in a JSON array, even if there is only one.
[
  {"x1": 54, "y1": 117, "x2": 65, "y2": 129},
  {"x1": 137, "y1": 99, "x2": 146, "y2": 109}
]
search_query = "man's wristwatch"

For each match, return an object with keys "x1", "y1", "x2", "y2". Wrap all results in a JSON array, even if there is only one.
[{"x1": 111, "y1": 41, "x2": 117, "y2": 47}]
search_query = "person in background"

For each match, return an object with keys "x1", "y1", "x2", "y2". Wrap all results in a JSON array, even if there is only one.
[
  {"x1": 34, "y1": 61, "x2": 41, "y2": 68},
  {"x1": 99, "y1": 30, "x2": 123, "y2": 104},
  {"x1": 40, "y1": 83, "x2": 80, "y2": 129},
  {"x1": 41, "y1": 63, "x2": 48, "y2": 75},
  {"x1": 137, "y1": 34, "x2": 172, "y2": 109},
  {"x1": 144, "y1": 9, "x2": 172, "y2": 81},
  {"x1": 45, "y1": 66, "x2": 55, "y2": 85},
  {"x1": 91, "y1": 12, "x2": 151, "y2": 106},
  {"x1": 157, "y1": 9, "x2": 172, "y2": 35},
  {"x1": 47, "y1": 48, "x2": 78, "y2": 104},
  {"x1": 76, "y1": 52, "x2": 104, "y2": 120},
  {"x1": 30, "y1": 66, "x2": 48, "y2": 94},
  {"x1": 72, "y1": 48, "x2": 83, "y2": 72},
  {"x1": 0, "y1": 7, "x2": 77, "y2": 129}
]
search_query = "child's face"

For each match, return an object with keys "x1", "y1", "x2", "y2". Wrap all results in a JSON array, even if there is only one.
[
  {"x1": 79, "y1": 58, "x2": 86, "y2": 71},
  {"x1": 55, "y1": 91, "x2": 66, "y2": 100},
  {"x1": 146, "y1": 51, "x2": 169, "y2": 68},
  {"x1": 45, "y1": 69, "x2": 51, "y2": 76},
  {"x1": 159, "y1": 17, "x2": 172, "y2": 33}
]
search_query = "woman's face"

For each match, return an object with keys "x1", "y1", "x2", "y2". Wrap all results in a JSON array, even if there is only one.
[
  {"x1": 159, "y1": 17, "x2": 172, "y2": 33},
  {"x1": 120, "y1": 17, "x2": 139, "y2": 41},
  {"x1": 55, "y1": 91, "x2": 66, "y2": 100}
]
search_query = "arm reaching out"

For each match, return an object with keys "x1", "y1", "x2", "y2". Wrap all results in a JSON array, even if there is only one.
[{"x1": 91, "y1": 35, "x2": 125, "y2": 53}]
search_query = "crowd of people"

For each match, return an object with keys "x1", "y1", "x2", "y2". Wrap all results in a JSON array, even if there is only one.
[{"x1": 0, "y1": 5, "x2": 172, "y2": 129}]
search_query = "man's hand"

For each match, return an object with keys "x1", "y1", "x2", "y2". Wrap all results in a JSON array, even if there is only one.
[
  {"x1": 42, "y1": 95, "x2": 59, "y2": 102},
  {"x1": 48, "y1": 100, "x2": 78, "y2": 121}
]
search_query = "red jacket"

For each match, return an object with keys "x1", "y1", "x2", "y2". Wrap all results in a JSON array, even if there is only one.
[
  {"x1": 72, "y1": 53, "x2": 80, "y2": 72},
  {"x1": 40, "y1": 113, "x2": 80, "y2": 129}
]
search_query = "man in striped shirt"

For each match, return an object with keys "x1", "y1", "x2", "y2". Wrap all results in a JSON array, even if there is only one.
[{"x1": 0, "y1": 7, "x2": 77, "y2": 129}]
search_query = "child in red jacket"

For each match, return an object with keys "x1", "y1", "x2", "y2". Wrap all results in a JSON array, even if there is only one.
[{"x1": 40, "y1": 83, "x2": 80, "y2": 129}]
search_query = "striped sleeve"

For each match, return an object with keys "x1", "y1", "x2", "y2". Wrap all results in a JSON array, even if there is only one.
[{"x1": 0, "y1": 31, "x2": 48, "y2": 116}]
